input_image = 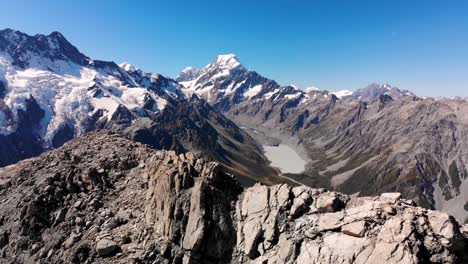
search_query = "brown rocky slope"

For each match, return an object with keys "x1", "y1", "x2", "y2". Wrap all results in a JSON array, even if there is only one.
[{"x1": 0, "y1": 131, "x2": 467, "y2": 263}]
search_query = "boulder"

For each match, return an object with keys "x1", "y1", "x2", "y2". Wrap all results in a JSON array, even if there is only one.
[
  {"x1": 315, "y1": 192, "x2": 346, "y2": 213},
  {"x1": 342, "y1": 221, "x2": 367, "y2": 237},
  {"x1": 64, "y1": 232, "x2": 81, "y2": 249},
  {"x1": 96, "y1": 238, "x2": 120, "y2": 257},
  {"x1": 380, "y1": 193, "x2": 401, "y2": 203}
]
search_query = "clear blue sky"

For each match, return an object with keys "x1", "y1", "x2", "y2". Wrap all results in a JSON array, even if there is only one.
[{"x1": 2, "y1": 0, "x2": 468, "y2": 96}]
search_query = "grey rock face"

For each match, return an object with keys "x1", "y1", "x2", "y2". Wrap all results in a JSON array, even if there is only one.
[
  {"x1": 0, "y1": 81, "x2": 6, "y2": 99},
  {"x1": 0, "y1": 132, "x2": 243, "y2": 263},
  {"x1": 0, "y1": 132, "x2": 466, "y2": 263},
  {"x1": 235, "y1": 184, "x2": 468, "y2": 264},
  {"x1": 0, "y1": 95, "x2": 45, "y2": 166}
]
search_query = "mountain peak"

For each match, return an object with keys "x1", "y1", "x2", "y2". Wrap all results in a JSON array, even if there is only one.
[
  {"x1": 0, "y1": 28, "x2": 26, "y2": 43},
  {"x1": 176, "y1": 66, "x2": 202, "y2": 82},
  {"x1": 351, "y1": 82, "x2": 415, "y2": 100},
  {"x1": 210, "y1": 53, "x2": 243, "y2": 70},
  {"x1": 119, "y1": 62, "x2": 137, "y2": 72},
  {"x1": 182, "y1": 66, "x2": 196, "y2": 71},
  {"x1": 0, "y1": 28, "x2": 91, "y2": 68},
  {"x1": 48, "y1": 31, "x2": 65, "y2": 39},
  {"x1": 0, "y1": 28, "x2": 18, "y2": 36},
  {"x1": 177, "y1": 54, "x2": 245, "y2": 83},
  {"x1": 304, "y1": 86, "x2": 320, "y2": 93},
  {"x1": 382, "y1": 83, "x2": 392, "y2": 90},
  {"x1": 215, "y1": 53, "x2": 237, "y2": 61},
  {"x1": 331, "y1": 89, "x2": 353, "y2": 98},
  {"x1": 367, "y1": 82, "x2": 394, "y2": 90}
]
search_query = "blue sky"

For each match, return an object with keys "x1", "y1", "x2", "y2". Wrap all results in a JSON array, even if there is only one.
[{"x1": 2, "y1": 0, "x2": 468, "y2": 96}]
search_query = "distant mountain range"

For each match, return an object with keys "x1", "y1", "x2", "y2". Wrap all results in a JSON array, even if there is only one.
[{"x1": 177, "y1": 54, "x2": 468, "y2": 223}]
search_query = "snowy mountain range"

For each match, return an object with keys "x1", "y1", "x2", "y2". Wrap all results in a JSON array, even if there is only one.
[
  {"x1": 176, "y1": 54, "x2": 416, "y2": 111},
  {"x1": 177, "y1": 54, "x2": 288, "y2": 107},
  {"x1": 0, "y1": 29, "x2": 276, "y2": 184},
  {"x1": 0, "y1": 29, "x2": 181, "y2": 135},
  {"x1": 2, "y1": 28, "x2": 468, "y2": 223},
  {"x1": 176, "y1": 53, "x2": 468, "y2": 223}
]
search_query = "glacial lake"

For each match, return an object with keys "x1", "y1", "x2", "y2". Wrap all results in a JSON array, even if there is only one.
[{"x1": 263, "y1": 144, "x2": 307, "y2": 174}]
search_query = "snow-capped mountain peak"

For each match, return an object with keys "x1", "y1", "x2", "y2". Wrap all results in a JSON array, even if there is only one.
[
  {"x1": 175, "y1": 54, "x2": 252, "y2": 102},
  {"x1": 349, "y1": 83, "x2": 415, "y2": 100},
  {"x1": 176, "y1": 66, "x2": 202, "y2": 82},
  {"x1": 200, "y1": 53, "x2": 246, "y2": 75},
  {"x1": 119, "y1": 62, "x2": 137, "y2": 72},
  {"x1": 331, "y1": 89, "x2": 353, "y2": 99},
  {"x1": 0, "y1": 29, "x2": 189, "y2": 145},
  {"x1": 304, "y1": 86, "x2": 320, "y2": 93},
  {"x1": 0, "y1": 29, "x2": 92, "y2": 71},
  {"x1": 181, "y1": 66, "x2": 197, "y2": 73},
  {"x1": 382, "y1": 83, "x2": 392, "y2": 90},
  {"x1": 211, "y1": 53, "x2": 242, "y2": 70}
]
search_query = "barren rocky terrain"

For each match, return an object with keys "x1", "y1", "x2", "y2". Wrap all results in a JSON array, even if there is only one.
[{"x1": 0, "y1": 131, "x2": 466, "y2": 263}]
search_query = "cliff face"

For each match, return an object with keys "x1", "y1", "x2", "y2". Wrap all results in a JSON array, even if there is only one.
[
  {"x1": 0, "y1": 132, "x2": 466, "y2": 264},
  {"x1": 235, "y1": 185, "x2": 467, "y2": 264}
]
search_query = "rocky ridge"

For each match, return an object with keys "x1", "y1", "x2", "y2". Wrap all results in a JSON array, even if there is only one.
[{"x1": 0, "y1": 131, "x2": 466, "y2": 263}]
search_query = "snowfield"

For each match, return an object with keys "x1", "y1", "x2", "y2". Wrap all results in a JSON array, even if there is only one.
[
  {"x1": 0, "y1": 51, "x2": 179, "y2": 143},
  {"x1": 331, "y1": 89, "x2": 353, "y2": 98}
]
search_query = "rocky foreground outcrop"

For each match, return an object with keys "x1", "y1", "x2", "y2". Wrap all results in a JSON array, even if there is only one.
[{"x1": 0, "y1": 131, "x2": 467, "y2": 263}]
